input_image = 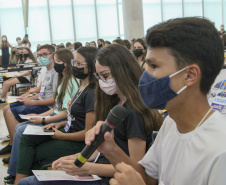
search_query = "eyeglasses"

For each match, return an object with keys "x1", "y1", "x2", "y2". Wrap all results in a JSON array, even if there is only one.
[
  {"x1": 94, "y1": 71, "x2": 111, "y2": 82},
  {"x1": 71, "y1": 59, "x2": 87, "y2": 67},
  {"x1": 37, "y1": 53, "x2": 52, "y2": 58}
]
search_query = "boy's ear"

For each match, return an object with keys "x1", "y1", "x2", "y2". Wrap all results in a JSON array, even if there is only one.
[{"x1": 185, "y1": 64, "x2": 201, "y2": 87}]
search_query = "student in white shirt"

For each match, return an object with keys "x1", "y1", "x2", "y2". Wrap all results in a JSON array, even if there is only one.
[{"x1": 85, "y1": 17, "x2": 226, "y2": 185}]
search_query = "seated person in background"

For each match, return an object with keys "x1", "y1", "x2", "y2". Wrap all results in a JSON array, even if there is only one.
[
  {"x1": 84, "y1": 17, "x2": 226, "y2": 185},
  {"x1": 112, "y1": 39, "x2": 124, "y2": 46},
  {"x1": 132, "y1": 38, "x2": 147, "y2": 69},
  {"x1": 0, "y1": 47, "x2": 37, "y2": 104},
  {"x1": 104, "y1": 41, "x2": 111, "y2": 47},
  {"x1": 17, "y1": 44, "x2": 162, "y2": 185},
  {"x1": 9, "y1": 47, "x2": 17, "y2": 66},
  {"x1": 14, "y1": 47, "x2": 98, "y2": 184},
  {"x1": 72, "y1": 42, "x2": 82, "y2": 57},
  {"x1": 90, "y1": 41, "x2": 97, "y2": 48},
  {"x1": 0, "y1": 45, "x2": 58, "y2": 155},
  {"x1": 3, "y1": 48, "x2": 79, "y2": 184}
]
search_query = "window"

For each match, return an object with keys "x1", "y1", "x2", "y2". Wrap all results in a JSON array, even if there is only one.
[
  {"x1": 0, "y1": 0, "x2": 24, "y2": 47},
  {"x1": 162, "y1": 0, "x2": 183, "y2": 21},
  {"x1": 143, "y1": 0, "x2": 162, "y2": 34},
  {"x1": 49, "y1": 0, "x2": 74, "y2": 45},
  {"x1": 118, "y1": 0, "x2": 124, "y2": 39},
  {"x1": 184, "y1": 0, "x2": 202, "y2": 17},
  {"x1": 204, "y1": 0, "x2": 222, "y2": 30},
  {"x1": 28, "y1": 0, "x2": 51, "y2": 51},
  {"x1": 73, "y1": 0, "x2": 97, "y2": 45},
  {"x1": 96, "y1": 0, "x2": 119, "y2": 42}
]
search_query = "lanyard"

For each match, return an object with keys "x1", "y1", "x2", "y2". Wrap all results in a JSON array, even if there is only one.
[{"x1": 67, "y1": 84, "x2": 89, "y2": 113}]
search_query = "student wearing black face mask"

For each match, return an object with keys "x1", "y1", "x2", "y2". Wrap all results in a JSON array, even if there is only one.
[
  {"x1": 97, "y1": 39, "x2": 105, "y2": 49},
  {"x1": 132, "y1": 38, "x2": 147, "y2": 69}
]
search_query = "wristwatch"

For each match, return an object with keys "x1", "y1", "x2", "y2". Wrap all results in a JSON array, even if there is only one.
[{"x1": 41, "y1": 118, "x2": 46, "y2": 126}]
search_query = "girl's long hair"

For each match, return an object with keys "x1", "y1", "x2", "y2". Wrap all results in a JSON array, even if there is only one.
[
  {"x1": 54, "y1": 49, "x2": 79, "y2": 110},
  {"x1": 94, "y1": 44, "x2": 162, "y2": 135}
]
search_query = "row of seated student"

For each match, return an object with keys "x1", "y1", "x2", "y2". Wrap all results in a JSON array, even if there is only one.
[
  {"x1": 0, "y1": 43, "x2": 162, "y2": 185},
  {"x1": 0, "y1": 37, "x2": 148, "y2": 104},
  {"x1": 1, "y1": 18, "x2": 225, "y2": 184}
]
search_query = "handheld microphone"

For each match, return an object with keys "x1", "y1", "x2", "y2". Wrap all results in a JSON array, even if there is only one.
[{"x1": 74, "y1": 105, "x2": 127, "y2": 167}]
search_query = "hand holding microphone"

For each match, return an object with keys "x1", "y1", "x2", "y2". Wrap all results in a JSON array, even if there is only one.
[{"x1": 74, "y1": 105, "x2": 127, "y2": 168}]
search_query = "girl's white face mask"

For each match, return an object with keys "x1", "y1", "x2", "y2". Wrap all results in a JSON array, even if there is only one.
[{"x1": 99, "y1": 78, "x2": 119, "y2": 95}]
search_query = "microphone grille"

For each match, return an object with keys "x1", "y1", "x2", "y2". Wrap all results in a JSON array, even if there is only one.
[{"x1": 107, "y1": 105, "x2": 127, "y2": 127}]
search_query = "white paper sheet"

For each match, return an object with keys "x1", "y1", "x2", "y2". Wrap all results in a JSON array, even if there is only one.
[
  {"x1": 23, "y1": 125, "x2": 54, "y2": 135},
  {"x1": 7, "y1": 96, "x2": 20, "y2": 103},
  {"x1": 32, "y1": 170, "x2": 101, "y2": 181},
  {"x1": 3, "y1": 71, "x2": 20, "y2": 77},
  {"x1": 19, "y1": 114, "x2": 51, "y2": 120}
]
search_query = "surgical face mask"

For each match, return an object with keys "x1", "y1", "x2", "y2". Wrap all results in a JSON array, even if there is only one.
[
  {"x1": 2, "y1": 37, "x2": 6, "y2": 41},
  {"x1": 70, "y1": 49, "x2": 73, "y2": 52},
  {"x1": 133, "y1": 49, "x2": 143, "y2": 58},
  {"x1": 72, "y1": 66, "x2": 88, "y2": 79},
  {"x1": 54, "y1": 63, "x2": 65, "y2": 73},
  {"x1": 40, "y1": 56, "x2": 52, "y2": 66},
  {"x1": 138, "y1": 66, "x2": 188, "y2": 110},
  {"x1": 221, "y1": 27, "x2": 224, "y2": 30},
  {"x1": 99, "y1": 78, "x2": 119, "y2": 95},
  {"x1": 17, "y1": 40, "x2": 22, "y2": 44}
]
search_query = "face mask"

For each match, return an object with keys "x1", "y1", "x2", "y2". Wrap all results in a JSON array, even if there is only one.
[
  {"x1": 70, "y1": 49, "x2": 73, "y2": 52},
  {"x1": 98, "y1": 44, "x2": 102, "y2": 48},
  {"x1": 12, "y1": 51, "x2": 16, "y2": 54},
  {"x1": 221, "y1": 27, "x2": 224, "y2": 30},
  {"x1": 2, "y1": 38, "x2": 6, "y2": 41},
  {"x1": 99, "y1": 78, "x2": 119, "y2": 95},
  {"x1": 133, "y1": 49, "x2": 143, "y2": 58},
  {"x1": 40, "y1": 56, "x2": 52, "y2": 66},
  {"x1": 138, "y1": 66, "x2": 188, "y2": 110},
  {"x1": 17, "y1": 40, "x2": 22, "y2": 44},
  {"x1": 23, "y1": 54, "x2": 29, "y2": 59},
  {"x1": 72, "y1": 66, "x2": 88, "y2": 79},
  {"x1": 54, "y1": 63, "x2": 65, "y2": 73}
]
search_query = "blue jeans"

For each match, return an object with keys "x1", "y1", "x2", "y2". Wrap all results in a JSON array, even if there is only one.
[
  {"x1": 18, "y1": 175, "x2": 108, "y2": 185},
  {"x1": 8, "y1": 118, "x2": 67, "y2": 176},
  {"x1": 10, "y1": 102, "x2": 50, "y2": 122}
]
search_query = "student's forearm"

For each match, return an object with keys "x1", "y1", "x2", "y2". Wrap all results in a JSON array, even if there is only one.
[
  {"x1": 45, "y1": 110, "x2": 67, "y2": 123},
  {"x1": 60, "y1": 129, "x2": 87, "y2": 141},
  {"x1": 33, "y1": 97, "x2": 54, "y2": 106},
  {"x1": 87, "y1": 163, "x2": 116, "y2": 177}
]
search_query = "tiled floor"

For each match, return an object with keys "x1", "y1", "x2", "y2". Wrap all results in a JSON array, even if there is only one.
[{"x1": 0, "y1": 104, "x2": 10, "y2": 184}]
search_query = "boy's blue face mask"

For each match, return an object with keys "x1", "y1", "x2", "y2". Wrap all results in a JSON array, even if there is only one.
[
  {"x1": 138, "y1": 66, "x2": 188, "y2": 110},
  {"x1": 40, "y1": 56, "x2": 51, "y2": 66}
]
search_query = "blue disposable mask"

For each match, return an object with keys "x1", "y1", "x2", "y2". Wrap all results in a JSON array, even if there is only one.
[
  {"x1": 138, "y1": 66, "x2": 188, "y2": 110},
  {"x1": 40, "y1": 56, "x2": 51, "y2": 66}
]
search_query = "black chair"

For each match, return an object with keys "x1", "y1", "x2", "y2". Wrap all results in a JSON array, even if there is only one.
[{"x1": 14, "y1": 68, "x2": 39, "y2": 96}]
